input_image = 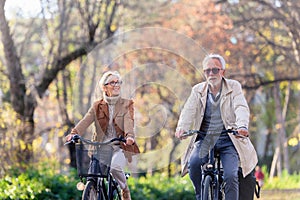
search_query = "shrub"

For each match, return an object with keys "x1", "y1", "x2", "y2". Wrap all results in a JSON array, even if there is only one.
[
  {"x1": 264, "y1": 170, "x2": 300, "y2": 190},
  {"x1": 0, "y1": 167, "x2": 195, "y2": 200},
  {"x1": 0, "y1": 164, "x2": 81, "y2": 200},
  {"x1": 128, "y1": 173, "x2": 195, "y2": 200},
  {"x1": 6, "y1": 163, "x2": 300, "y2": 200}
]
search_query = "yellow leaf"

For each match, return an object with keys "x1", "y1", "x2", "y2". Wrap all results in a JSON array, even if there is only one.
[
  {"x1": 58, "y1": 129, "x2": 65, "y2": 137},
  {"x1": 288, "y1": 137, "x2": 298, "y2": 147},
  {"x1": 32, "y1": 137, "x2": 43, "y2": 151},
  {"x1": 19, "y1": 140, "x2": 26, "y2": 150}
]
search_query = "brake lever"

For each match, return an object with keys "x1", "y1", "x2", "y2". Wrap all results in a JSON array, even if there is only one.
[
  {"x1": 120, "y1": 137, "x2": 127, "y2": 143},
  {"x1": 64, "y1": 140, "x2": 72, "y2": 145},
  {"x1": 179, "y1": 131, "x2": 194, "y2": 139},
  {"x1": 229, "y1": 130, "x2": 248, "y2": 138}
]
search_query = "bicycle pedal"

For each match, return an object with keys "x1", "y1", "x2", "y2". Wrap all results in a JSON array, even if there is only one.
[
  {"x1": 207, "y1": 164, "x2": 213, "y2": 169},
  {"x1": 202, "y1": 163, "x2": 214, "y2": 171},
  {"x1": 125, "y1": 173, "x2": 131, "y2": 179},
  {"x1": 77, "y1": 182, "x2": 85, "y2": 191}
]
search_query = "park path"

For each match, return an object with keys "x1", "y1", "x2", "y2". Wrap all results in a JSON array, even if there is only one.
[{"x1": 254, "y1": 189, "x2": 300, "y2": 200}]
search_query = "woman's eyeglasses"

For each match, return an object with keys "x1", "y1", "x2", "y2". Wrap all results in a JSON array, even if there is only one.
[
  {"x1": 105, "y1": 81, "x2": 122, "y2": 86},
  {"x1": 204, "y1": 68, "x2": 222, "y2": 75}
]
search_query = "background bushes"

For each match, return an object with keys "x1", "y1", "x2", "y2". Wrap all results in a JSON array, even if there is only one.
[
  {"x1": 128, "y1": 173, "x2": 194, "y2": 200},
  {"x1": 0, "y1": 164, "x2": 194, "y2": 200},
  {"x1": 0, "y1": 164, "x2": 81, "y2": 200},
  {"x1": 1, "y1": 164, "x2": 300, "y2": 200}
]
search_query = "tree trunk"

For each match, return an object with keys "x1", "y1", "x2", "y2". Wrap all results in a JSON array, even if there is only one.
[
  {"x1": 273, "y1": 81, "x2": 290, "y2": 175},
  {"x1": 0, "y1": 0, "x2": 121, "y2": 166},
  {"x1": 269, "y1": 146, "x2": 279, "y2": 179},
  {"x1": 168, "y1": 138, "x2": 180, "y2": 178},
  {"x1": 0, "y1": 0, "x2": 37, "y2": 164}
]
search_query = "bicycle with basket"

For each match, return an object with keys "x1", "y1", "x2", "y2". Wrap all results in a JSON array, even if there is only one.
[{"x1": 65, "y1": 134, "x2": 127, "y2": 200}]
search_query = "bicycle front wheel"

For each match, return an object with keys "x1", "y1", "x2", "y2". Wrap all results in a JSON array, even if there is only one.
[
  {"x1": 111, "y1": 180, "x2": 121, "y2": 200},
  {"x1": 202, "y1": 175, "x2": 213, "y2": 200},
  {"x1": 82, "y1": 180, "x2": 98, "y2": 200}
]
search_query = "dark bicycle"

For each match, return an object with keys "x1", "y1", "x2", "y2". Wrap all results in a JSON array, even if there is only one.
[
  {"x1": 65, "y1": 134, "x2": 127, "y2": 200},
  {"x1": 180, "y1": 129, "x2": 255, "y2": 200}
]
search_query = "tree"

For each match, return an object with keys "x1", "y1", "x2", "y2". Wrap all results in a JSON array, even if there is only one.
[
  {"x1": 119, "y1": 0, "x2": 300, "y2": 176},
  {"x1": 218, "y1": 0, "x2": 300, "y2": 175},
  {"x1": 111, "y1": 0, "x2": 254, "y2": 176},
  {"x1": 0, "y1": 0, "x2": 121, "y2": 168}
]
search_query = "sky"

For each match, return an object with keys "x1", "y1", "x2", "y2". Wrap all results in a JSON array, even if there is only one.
[{"x1": 4, "y1": 0, "x2": 41, "y2": 19}]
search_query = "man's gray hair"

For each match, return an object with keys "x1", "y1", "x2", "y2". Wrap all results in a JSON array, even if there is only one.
[{"x1": 202, "y1": 54, "x2": 226, "y2": 70}]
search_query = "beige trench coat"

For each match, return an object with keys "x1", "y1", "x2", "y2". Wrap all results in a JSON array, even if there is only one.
[{"x1": 176, "y1": 78, "x2": 258, "y2": 177}]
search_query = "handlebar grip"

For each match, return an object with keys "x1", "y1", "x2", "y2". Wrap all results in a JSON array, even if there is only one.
[
  {"x1": 227, "y1": 129, "x2": 249, "y2": 138},
  {"x1": 112, "y1": 136, "x2": 127, "y2": 143},
  {"x1": 120, "y1": 138, "x2": 127, "y2": 143},
  {"x1": 179, "y1": 130, "x2": 207, "y2": 139},
  {"x1": 72, "y1": 134, "x2": 81, "y2": 141},
  {"x1": 179, "y1": 131, "x2": 195, "y2": 139},
  {"x1": 64, "y1": 134, "x2": 81, "y2": 145}
]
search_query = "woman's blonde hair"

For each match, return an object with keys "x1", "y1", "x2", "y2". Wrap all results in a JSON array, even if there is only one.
[{"x1": 99, "y1": 71, "x2": 122, "y2": 86}]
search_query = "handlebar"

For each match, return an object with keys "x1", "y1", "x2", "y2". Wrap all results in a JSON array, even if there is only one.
[
  {"x1": 179, "y1": 129, "x2": 246, "y2": 139},
  {"x1": 64, "y1": 134, "x2": 127, "y2": 146}
]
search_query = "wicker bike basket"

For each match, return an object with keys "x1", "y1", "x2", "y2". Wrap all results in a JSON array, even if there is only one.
[{"x1": 75, "y1": 142, "x2": 114, "y2": 177}]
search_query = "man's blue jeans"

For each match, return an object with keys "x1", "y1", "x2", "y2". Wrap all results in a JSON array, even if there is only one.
[{"x1": 188, "y1": 135, "x2": 239, "y2": 200}]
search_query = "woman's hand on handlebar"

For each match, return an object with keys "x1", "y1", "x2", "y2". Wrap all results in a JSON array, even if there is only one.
[{"x1": 65, "y1": 128, "x2": 78, "y2": 142}]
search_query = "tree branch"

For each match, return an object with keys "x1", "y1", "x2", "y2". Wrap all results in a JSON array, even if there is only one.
[
  {"x1": 229, "y1": 73, "x2": 300, "y2": 90},
  {"x1": 35, "y1": 42, "x2": 97, "y2": 97}
]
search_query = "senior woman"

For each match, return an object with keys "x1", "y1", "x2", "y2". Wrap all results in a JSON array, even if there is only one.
[{"x1": 66, "y1": 71, "x2": 139, "y2": 200}]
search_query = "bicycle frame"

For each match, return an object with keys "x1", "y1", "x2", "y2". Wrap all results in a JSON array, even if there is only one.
[
  {"x1": 201, "y1": 147, "x2": 224, "y2": 200},
  {"x1": 180, "y1": 129, "x2": 258, "y2": 200},
  {"x1": 65, "y1": 134, "x2": 126, "y2": 200},
  {"x1": 98, "y1": 174, "x2": 119, "y2": 199},
  {"x1": 180, "y1": 129, "x2": 241, "y2": 200}
]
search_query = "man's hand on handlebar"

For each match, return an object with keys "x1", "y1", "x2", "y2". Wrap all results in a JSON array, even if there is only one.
[
  {"x1": 236, "y1": 128, "x2": 249, "y2": 138},
  {"x1": 175, "y1": 129, "x2": 187, "y2": 140}
]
